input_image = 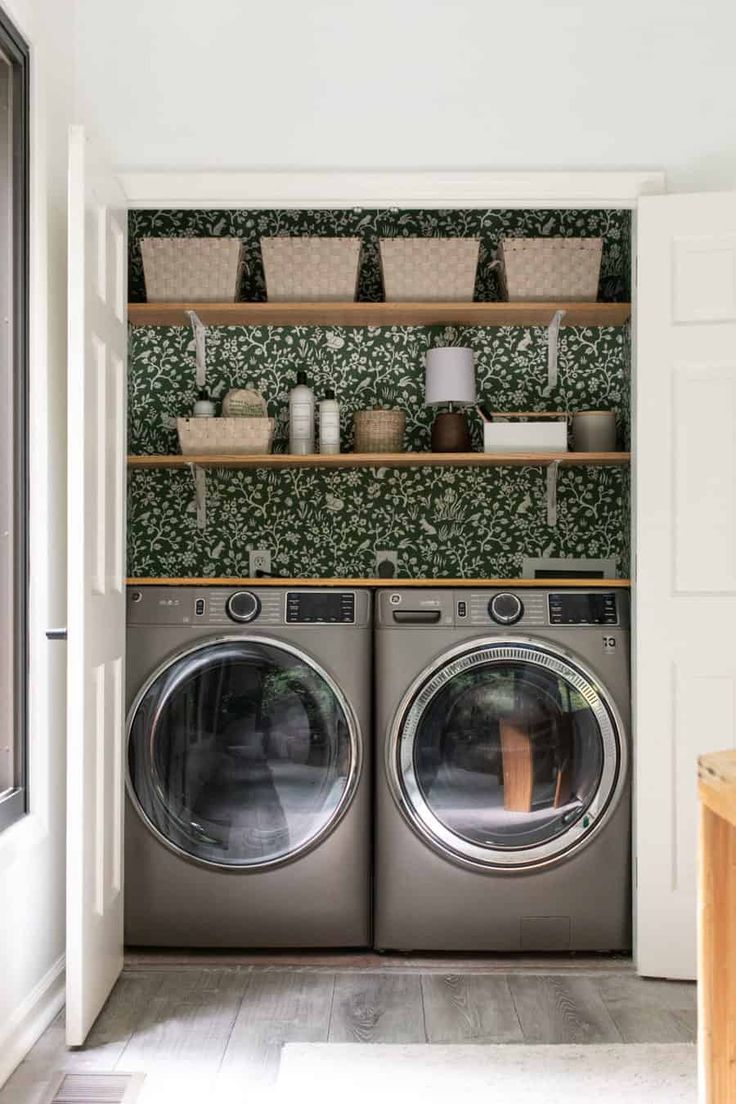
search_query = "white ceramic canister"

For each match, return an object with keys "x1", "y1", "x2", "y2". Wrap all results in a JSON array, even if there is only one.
[
  {"x1": 289, "y1": 370, "x2": 315, "y2": 455},
  {"x1": 571, "y1": 410, "x2": 617, "y2": 452},
  {"x1": 193, "y1": 388, "x2": 216, "y2": 417},
  {"x1": 319, "y1": 388, "x2": 341, "y2": 454}
]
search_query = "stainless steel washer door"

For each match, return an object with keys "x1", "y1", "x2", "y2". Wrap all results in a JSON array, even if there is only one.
[
  {"x1": 388, "y1": 638, "x2": 627, "y2": 871},
  {"x1": 127, "y1": 636, "x2": 361, "y2": 870}
]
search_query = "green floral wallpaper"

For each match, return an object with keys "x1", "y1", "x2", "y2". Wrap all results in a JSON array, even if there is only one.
[
  {"x1": 128, "y1": 464, "x2": 629, "y2": 580},
  {"x1": 127, "y1": 323, "x2": 630, "y2": 579},
  {"x1": 127, "y1": 208, "x2": 631, "y2": 580}
]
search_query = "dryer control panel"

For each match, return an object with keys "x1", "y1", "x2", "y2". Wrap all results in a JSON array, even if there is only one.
[{"x1": 375, "y1": 587, "x2": 628, "y2": 629}]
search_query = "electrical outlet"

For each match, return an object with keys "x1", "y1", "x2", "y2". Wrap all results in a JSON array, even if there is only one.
[
  {"x1": 375, "y1": 550, "x2": 398, "y2": 578},
  {"x1": 249, "y1": 549, "x2": 272, "y2": 577}
]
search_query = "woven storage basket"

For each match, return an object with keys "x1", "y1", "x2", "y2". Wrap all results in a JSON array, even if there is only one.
[
  {"x1": 261, "y1": 237, "x2": 361, "y2": 301},
  {"x1": 379, "y1": 238, "x2": 480, "y2": 301},
  {"x1": 495, "y1": 237, "x2": 603, "y2": 302},
  {"x1": 177, "y1": 417, "x2": 274, "y2": 456},
  {"x1": 141, "y1": 238, "x2": 244, "y2": 302},
  {"x1": 354, "y1": 408, "x2": 406, "y2": 453}
]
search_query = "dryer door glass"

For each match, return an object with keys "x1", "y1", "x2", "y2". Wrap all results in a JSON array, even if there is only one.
[
  {"x1": 127, "y1": 640, "x2": 359, "y2": 869},
  {"x1": 394, "y1": 642, "x2": 625, "y2": 869}
]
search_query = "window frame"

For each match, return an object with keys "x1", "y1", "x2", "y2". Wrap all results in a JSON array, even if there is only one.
[{"x1": 0, "y1": 7, "x2": 29, "y2": 833}]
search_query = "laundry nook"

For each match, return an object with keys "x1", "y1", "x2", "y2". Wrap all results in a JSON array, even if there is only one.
[
  {"x1": 3, "y1": 2, "x2": 736, "y2": 1101},
  {"x1": 118, "y1": 206, "x2": 636, "y2": 963}
]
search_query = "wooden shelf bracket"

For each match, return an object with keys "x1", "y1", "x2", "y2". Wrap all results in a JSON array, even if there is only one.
[
  {"x1": 189, "y1": 463, "x2": 207, "y2": 529},
  {"x1": 547, "y1": 460, "x2": 560, "y2": 526},
  {"x1": 547, "y1": 309, "x2": 566, "y2": 393}
]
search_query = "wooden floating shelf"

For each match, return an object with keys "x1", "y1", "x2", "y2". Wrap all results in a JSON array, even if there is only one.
[
  {"x1": 128, "y1": 451, "x2": 630, "y2": 471},
  {"x1": 127, "y1": 301, "x2": 631, "y2": 329},
  {"x1": 127, "y1": 577, "x2": 632, "y2": 589}
]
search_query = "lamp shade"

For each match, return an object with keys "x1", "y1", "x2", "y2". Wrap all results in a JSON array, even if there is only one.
[{"x1": 425, "y1": 347, "x2": 476, "y2": 406}]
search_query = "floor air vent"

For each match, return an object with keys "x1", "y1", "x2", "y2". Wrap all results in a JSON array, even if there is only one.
[{"x1": 47, "y1": 1074, "x2": 144, "y2": 1104}]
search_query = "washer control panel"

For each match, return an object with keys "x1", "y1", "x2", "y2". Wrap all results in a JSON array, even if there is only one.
[
  {"x1": 468, "y1": 590, "x2": 546, "y2": 627},
  {"x1": 127, "y1": 586, "x2": 368, "y2": 627},
  {"x1": 286, "y1": 591, "x2": 355, "y2": 624},
  {"x1": 199, "y1": 589, "x2": 282, "y2": 626},
  {"x1": 548, "y1": 592, "x2": 618, "y2": 625}
]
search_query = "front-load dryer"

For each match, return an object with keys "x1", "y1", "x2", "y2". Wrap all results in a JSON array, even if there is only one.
[
  {"x1": 125, "y1": 585, "x2": 371, "y2": 947},
  {"x1": 374, "y1": 587, "x2": 631, "y2": 952}
]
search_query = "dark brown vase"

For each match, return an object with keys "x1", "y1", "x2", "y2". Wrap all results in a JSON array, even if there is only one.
[{"x1": 431, "y1": 411, "x2": 471, "y2": 452}]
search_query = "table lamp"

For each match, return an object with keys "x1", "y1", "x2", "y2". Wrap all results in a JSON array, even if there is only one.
[{"x1": 425, "y1": 346, "x2": 476, "y2": 452}]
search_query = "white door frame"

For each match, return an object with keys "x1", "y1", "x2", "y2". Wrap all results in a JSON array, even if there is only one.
[{"x1": 115, "y1": 167, "x2": 664, "y2": 976}]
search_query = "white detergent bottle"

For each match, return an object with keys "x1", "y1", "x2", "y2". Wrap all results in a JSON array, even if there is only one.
[
  {"x1": 289, "y1": 370, "x2": 315, "y2": 455},
  {"x1": 319, "y1": 388, "x2": 341, "y2": 455}
]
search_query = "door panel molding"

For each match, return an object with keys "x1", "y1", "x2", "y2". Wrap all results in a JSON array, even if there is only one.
[{"x1": 672, "y1": 361, "x2": 736, "y2": 595}]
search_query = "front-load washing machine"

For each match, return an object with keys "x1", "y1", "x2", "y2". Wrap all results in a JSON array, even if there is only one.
[
  {"x1": 125, "y1": 585, "x2": 371, "y2": 947},
  {"x1": 374, "y1": 587, "x2": 631, "y2": 952}
]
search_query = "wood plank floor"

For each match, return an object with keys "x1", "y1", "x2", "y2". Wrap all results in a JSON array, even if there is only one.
[{"x1": 0, "y1": 962, "x2": 697, "y2": 1103}]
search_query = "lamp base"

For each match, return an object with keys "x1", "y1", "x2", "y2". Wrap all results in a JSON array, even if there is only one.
[{"x1": 431, "y1": 411, "x2": 471, "y2": 452}]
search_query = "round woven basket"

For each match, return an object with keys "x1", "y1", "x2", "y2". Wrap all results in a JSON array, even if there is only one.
[{"x1": 354, "y1": 408, "x2": 406, "y2": 453}]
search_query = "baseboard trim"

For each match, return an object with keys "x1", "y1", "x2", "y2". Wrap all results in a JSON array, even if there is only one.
[{"x1": 0, "y1": 954, "x2": 65, "y2": 1088}]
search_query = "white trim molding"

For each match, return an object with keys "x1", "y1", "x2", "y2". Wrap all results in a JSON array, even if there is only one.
[
  {"x1": 0, "y1": 955, "x2": 65, "y2": 1088},
  {"x1": 118, "y1": 170, "x2": 666, "y2": 210}
]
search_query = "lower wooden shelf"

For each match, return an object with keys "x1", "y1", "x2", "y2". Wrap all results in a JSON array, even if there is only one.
[
  {"x1": 127, "y1": 577, "x2": 631, "y2": 588},
  {"x1": 128, "y1": 451, "x2": 630, "y2": 470}
]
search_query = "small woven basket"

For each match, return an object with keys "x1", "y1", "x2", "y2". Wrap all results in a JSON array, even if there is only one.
[
  {"x1": 141, "y1": 238, "x2": 244, "y2": 302},
  {"x1": 494, "y1": 237, "x2": 603, "y2": 302},
  {"x1": 379, "y1": 238, "x2": 480, "y2": 301},
  {"x1": 261, "y1": 237, "x2": 361, "y2": 301},
  {"x1": 354, "y1": 408, "x2": 406, "y2": 453},
  {"x1": 177, "y1": 417, "x2": 274, "y2": 456}
]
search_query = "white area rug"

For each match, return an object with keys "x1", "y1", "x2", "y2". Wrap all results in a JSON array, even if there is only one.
[{"x1": 276, "y1": 1043, "x2": 696, "y2": 1102}]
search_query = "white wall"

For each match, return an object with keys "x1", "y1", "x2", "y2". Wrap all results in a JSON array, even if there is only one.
[
  {"x1": 73, "y1": 0, "x2": 736, "y2": 190},
  {"x1": 0, "y1": 0, "x2": 73, "y2": 1085}
]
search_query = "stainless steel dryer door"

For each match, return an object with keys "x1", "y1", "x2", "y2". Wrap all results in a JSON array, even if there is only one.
[
  {"x1": 388, "y1": 639, "x2": 626, "y2": 871},
  {"x1": 127, "y1": 636, "x2": 360, "y2": 870}
]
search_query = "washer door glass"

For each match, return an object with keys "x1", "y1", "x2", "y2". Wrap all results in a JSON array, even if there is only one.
[
  {"x1": 394, "y1": 643, "x2": 624, "y2": 869},
  {"x1": 128, "y1": 639, "x2": 358, "y2": 869}
]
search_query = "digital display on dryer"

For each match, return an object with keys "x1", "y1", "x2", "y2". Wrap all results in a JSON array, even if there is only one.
[{"x1": 548, "y1": 592, "x2": 618, "y2": 625}]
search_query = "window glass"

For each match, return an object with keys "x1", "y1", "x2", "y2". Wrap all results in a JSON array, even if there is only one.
[
  {"x1": 0, "y1": 12, "x2": 28, "y2": 833},
  {"x1": 0, "y1": 47, "x2": 13, "y2": 799}
]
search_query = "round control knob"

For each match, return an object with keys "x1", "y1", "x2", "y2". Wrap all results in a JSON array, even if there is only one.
[
  {"x1": 226, "y1": 590, "x2": 261, "y2": 624},
  {"x1": 488, "y1": 592, "x2": 524, "y2": 625}
]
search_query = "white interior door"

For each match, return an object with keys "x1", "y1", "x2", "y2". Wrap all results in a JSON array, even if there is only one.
[
  {"x1": 636, "y1": 190, "x2": 736, "y2": 979},
  {"x1": 66, "y1": 125, "x2": 127, "y2": 1045}
]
